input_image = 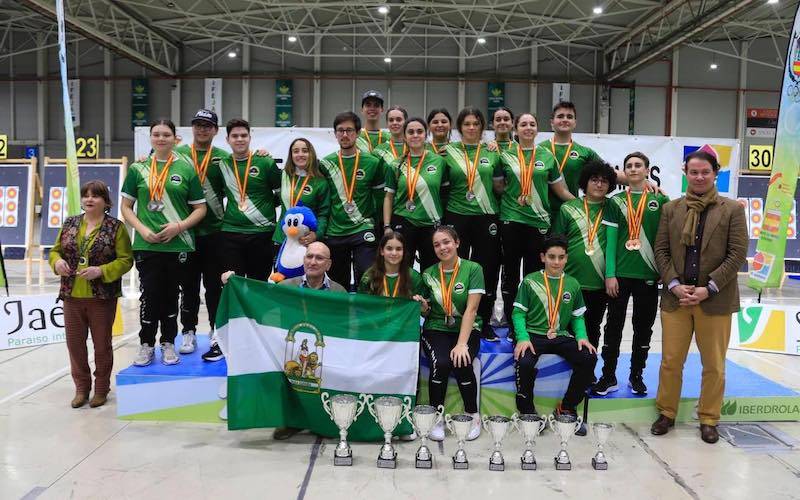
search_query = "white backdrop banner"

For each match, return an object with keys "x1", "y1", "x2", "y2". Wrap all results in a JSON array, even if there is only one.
[
  {"x1": 0, "y1": 294, "x2": 66, "y2": 350},
  {"x1": 134, "y1": 128, "x2": 740, "y2": 199}
]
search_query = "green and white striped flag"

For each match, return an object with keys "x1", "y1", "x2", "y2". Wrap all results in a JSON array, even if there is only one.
[{"x1": 217, "y1": 276, "x2": 419, "y2": 440}]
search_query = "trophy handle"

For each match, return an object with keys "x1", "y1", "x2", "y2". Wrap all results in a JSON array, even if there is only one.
[
  {"x1": 574, "y1": 416, "x2": 584, "y2": 434},
  {"x1": 434, "y1": 405, "x2": 444, "y2": 427},
  {"x1": 366, "y1": 395, "x2": 378, "y2": 420},
  {"x1": 547, "y1": 414, "x2": 556, "y2": 433},
  {"x1": 510, "y1": 412, "x2": 520, "y2": 433},
  {"x1": 354, "y1": 393, "x2": 371, "y2": 422},
  {"x1": 481, "y1": 414, "x2": 490, "y2": 432},
  {"x1": 444, "y1": 414, "x2": 454, "y2": 434},
  {"x1": 402, "y1": 396, "x2": 413, "y2": 424},
  {"x1": 320, "y1": 392, "x2": 333, "y2": 419},
  {"x1": 537, "y1": 419, "x2": 547, "y2": 434}
]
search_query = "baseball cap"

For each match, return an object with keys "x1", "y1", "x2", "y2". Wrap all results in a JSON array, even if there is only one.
[
  {"x1": 361, "y1": 90, "x2": 384, "y2": 106},
  {"x1": 192, "y1": 109, "x2": 218, "y2": 127}
]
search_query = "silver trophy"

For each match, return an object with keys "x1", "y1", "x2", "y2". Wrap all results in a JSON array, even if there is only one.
[
  {"x1": 445, "y1": 413, "x2": 473, "y2": 469},
  {"x1": 548, "y1": 413, "x2": 583, "y2": 470},
  {"x1": 482, "y1": 415, "x2": 512, "y2": 471},
  {"x1": 409, "y1": 405, "x2": 444, "y2": 469},
  {"x1": 368, "y1": 395, "x2": 412, "y2": 469},
  {"x1": 321, "y1": 392, "x2": 371, "y2": 466},
  {"x1": 512, "y1": 413, "x2": 547, "y2": 470},
  {"x1": 591, "y1": 422, "x2": 615, "y2": 470}
]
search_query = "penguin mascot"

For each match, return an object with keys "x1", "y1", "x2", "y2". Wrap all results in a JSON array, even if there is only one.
[{"x1": 270, "y1": 205, "x2": 318, "y2": 282}]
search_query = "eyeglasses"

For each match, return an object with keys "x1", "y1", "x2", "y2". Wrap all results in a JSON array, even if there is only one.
[
  {"x1": 589, "y1": 177, "x2": 610, "y2": 184},
  {"x1": 335, "y1": 128, "x2": 357, "y2": 135}
]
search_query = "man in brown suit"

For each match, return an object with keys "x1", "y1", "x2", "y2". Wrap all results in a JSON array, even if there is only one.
[{"x1": 651, "y1": 150, "x2": 747, "y2": 444}]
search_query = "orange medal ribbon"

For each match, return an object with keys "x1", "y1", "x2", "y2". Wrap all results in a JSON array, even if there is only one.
[
  {"x1": 542, "y1": 271, "x2": 565, "y2": 337},
  {"x1": 148, "y1": 155, "x2": 174, "y2": 203},
  {"x1": 389, "y1": 141, "x2": 407, "y2": 160},
  {"x1": 438, "y1": 259, "x2": 461, "y2": 317},
  {"x1": 516, "y1": 144, "x2": 536, "y2": 197},
  {"x1": 383, "y1": 275, "x2": 401, "y2": 298},
  {"x1": 337, "y1": 150, "x2": 361, "y2": 205},
  {"x1": 405, "y1": 151, "x2": 426, "y2": 205},
  {"x1": 190, "y1": 145, "x2": 213, "y2": 184},
  {"x1": 460, "y1": 143, "x2": 482, "y2": 194},
  {"x1": 232, "y1": 152, "x2": 254, "y2": 209},
  {"x1": 584, "y1": 198, "x2": 605, "y2": 250},
  {"x1": 289, "y1": 174, "x2": 311, "y2": 208},
  {"x1": 625, "y1": 187, "x2": 649, "y2": 241},
  {"x1": 550, "y1": 140, "x2": 574, "y2": 174},
  {"x1": 362, "y1": 130, "x2": 384, "y2": 151}
]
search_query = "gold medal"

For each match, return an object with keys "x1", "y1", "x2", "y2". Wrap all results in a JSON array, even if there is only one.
[
  {"x1": 461, "y1": 143, "x2": 481, "y2": 203},
  {"x1": 404, "y1": 151, "x2": 425, "y2": 214},
  {"x1": 439, "y1": 260, "x2": 461, "y2": 328},
  {"x1": 543, "y1": 271, "x2": 565, "y2": 340},
  {"x1": 546, "y1": 329, "x2": 557, "y2": 340},
  {"x1": 585, "y1": 245, "x2": 595, "y2": 256},
  {"x1": 233, "y1": 152, "x2": 253, "y2": 211},
  {"x1": 517, "y1": 195, "x2": 528, "y2": 206},
  {"x1": 338, "y1": 150, "x2": 360, "y2": 214}
]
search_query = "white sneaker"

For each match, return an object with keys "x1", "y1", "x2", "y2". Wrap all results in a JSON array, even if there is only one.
[
  {"x1": 161, "y1": 342, "x2": 181, "y2": 365},
  {"x1": 179, "y1": 331, "x2": 197, "y2": 354},
  {"x1": 429, "y1": 421, "x2": 445, "y2": 441},
  {"x1": 466, "y1": 413, "x2": 481, "y2": 441},
  {"x1": 133, "y1": 344, "x2": 155, "y2": 366}
]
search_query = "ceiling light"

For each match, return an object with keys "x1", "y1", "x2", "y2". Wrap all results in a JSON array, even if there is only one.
[
  {"x1": 477, "y1": 37, "x2": 486, "y2": 44},
  {"x1": 378, "y1": 5, "x2": 389, "y2": 14},
  {"x1": 288, "y1": 36, "x2": 297, "y2": 43},
  {"x1": 709, "y1": 62, "x2": 718, "y2": 70},
  {"x1": 384, "y1": 57, "x2": 392, "y2": 63},
  {"x1": 227, "y1": 51, "x2": 237, "y2": 58},
  {"x1": 593, "y1": 6, "x2": 603, "y2": 14}
]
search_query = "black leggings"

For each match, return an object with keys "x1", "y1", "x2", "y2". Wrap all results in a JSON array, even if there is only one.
[
  {"x1": 500, "y1": 221, "x2": 546, "y2": 326},
  {"x1": 602, "y1": 277, "x2": 658, "y2": 378},
  {"x1": 180, "y1": 232, "x2": 223, "y2": 333},
  {"x1": 135, "y1": 250, "x2": 185, "y2": 346},
  {"x1": 325, "y1": 230, "x2": 377, "y2": 290},
  {"x1": 445, "y1": 212, "x2": 500, "y2": 328},
  {"x1": 421, "y1": 330, "x2": 480, "y2": 414},
  {"x1": 388, "y1": 215, "x2": 437, "y2": 270},
  {"x1": 221, "y1": 231, "x2": 274, "y2": 281}
]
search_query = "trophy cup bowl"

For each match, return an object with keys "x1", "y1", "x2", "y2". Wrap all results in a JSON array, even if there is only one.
[
  {"x1": 445, "y1": 413, "x2": 474, "y2": 470},
  {"x1": 511, "y1": 413, "x2": 546, "y2": 470},
  {"x1": 368, "y1": 395, "x2": 412, "y2": 469},
  {"x1": 321, "y1": 392, "x2": 370, "y2": 466},
  {"x1": 410, "y1": 405, "x2": 443, "y2": 469},
  {"x1": 548, "y1": 413, "x2": 583, "y2": 471},
  {"x1": 591, "y1": 422, "x2": 615, "y2": 470},
  {"x1": 482, "y1": 415, "x2": 511, "y2": 471}
]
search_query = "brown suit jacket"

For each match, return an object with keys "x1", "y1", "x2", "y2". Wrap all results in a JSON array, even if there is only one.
[{"x1": 654, "y1": 195, "x2": 747, "y2": 315}]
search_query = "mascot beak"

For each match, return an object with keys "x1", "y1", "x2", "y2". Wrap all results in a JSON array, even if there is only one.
[{"x1": 286, "y1": 226, "x2": 299, "y2": 238}]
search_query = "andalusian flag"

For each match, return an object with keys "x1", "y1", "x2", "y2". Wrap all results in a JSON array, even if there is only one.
[
  {"x1": 217, "y1": 276, "x2": 419, "y2": 441},
  {"x1": 56, "y1": 0, "x2": 81, "y2": 216}
]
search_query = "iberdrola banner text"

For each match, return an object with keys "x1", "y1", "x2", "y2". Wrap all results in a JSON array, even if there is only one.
[{"x1": 216, "y1": 276, "x2": 419, "y2": 441}]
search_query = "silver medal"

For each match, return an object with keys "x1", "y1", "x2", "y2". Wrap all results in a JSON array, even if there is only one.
[
  {"x1": 147, "y1": 200, "x2": 163, "y2": 212},
  {"x1": 445, "y1": 315, "x2": 456, "y2": 327},
  {"x1": 405, "y1": 200, "x2": 416, "y2": 212},
  {"x1": 343, "y1": 202, "x2": 356, "y2": 214},
  {"x1": 466, "y1": 191, "x2": 476, "y2": 201}
]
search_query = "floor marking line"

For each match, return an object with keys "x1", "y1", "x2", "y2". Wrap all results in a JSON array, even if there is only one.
[
  {"x1": 19, "y1": 486, "x2": 48, "y2": 500},
  {"x1": 46, "y1": 422, "x2": 131, "y2": 490},
  {"x1": 297, "y1": 435, "x2": 323, "y2": 500},
  {"x1": 0, "y1": 345, "x2": 46, "y2": 366},
  {"x1": 0, "y1": 333, "x2": 138, "y2": 407},
  {"x1": 622, "y1": 424, "x2": 700, "y2": 500}
]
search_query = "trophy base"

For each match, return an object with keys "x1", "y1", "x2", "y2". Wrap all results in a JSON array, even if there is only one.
[
  {"x1": 592, "y1": 458, "x2": 608, "y2": 470},
  {"x1": 334, "y1": 455, "x2": 353, "y2": 466},
  {"x1": 489, "y1": 461, "x2": 505, "y2": 472},
  {"x1": 377, "y1": 457, "x2": 397, "y2": 469},
  {"x1": 521, "y1": 459, "x2": 537, "y2": 471},
  {"x1": 452, "y1": 458, "x2": 469, "y2": 470},
  {"x1": 554, "y1": 459, "x2": 572, "y2": 471},
  {"x1": 415, "y1": 458, "x2": 433, "y2": 469}
]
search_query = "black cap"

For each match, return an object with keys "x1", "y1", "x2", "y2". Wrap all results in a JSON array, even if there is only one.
[
  {"x1": 361, "y1": 90, "x2": 384, "y2": 106},
  {"x1": 191, "y1": 109, "x2": 218, "y2": 127}
]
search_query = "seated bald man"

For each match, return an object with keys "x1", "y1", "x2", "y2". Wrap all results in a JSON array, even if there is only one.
[{"x1": 279, "y1": 242, "x2": 347, "y2": 292}]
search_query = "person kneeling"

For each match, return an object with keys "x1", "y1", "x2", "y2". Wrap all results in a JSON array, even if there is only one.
[{"x1": 512, "y1": 235, "x2": 597, "y2": 435}]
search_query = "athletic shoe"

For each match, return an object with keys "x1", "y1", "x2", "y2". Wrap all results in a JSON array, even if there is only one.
[
  {"x1": 629, "y1": 374, "x2": 648, "y2": 395},
  {"x1": 161, "y1": 342, "x2": 180, "y2": 365},
  {"x1": 202, "y1": 342, "x2": 224, "y2": 362},
  {"x1": 178, "y1": 331, "x2": 197, "y2": 354},
  {"x1": 429, "y1": 421, "x2": 445, "y2": 441},
  {"x1": 466, "y1": 412, "x2": 482, "y2": 441},
  {"x1": 592, "y1": 375, "x2": 619, "y2": 396},
  {"x1": 133, "y1": 344, "x2": 155, "y2": 367},
  {"x1": 481, "y1": 325, "x2": 500, "y2": 342}
]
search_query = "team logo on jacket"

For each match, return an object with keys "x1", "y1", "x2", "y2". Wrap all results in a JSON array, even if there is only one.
[
  {"x1": 426, "y1": 165, "x2": 437, "y2": 173},
  {"x1": 488, "y1": 223, "x2": 498, "y2": 236},
  {"x1": 648, "y1": 200, "x2": 660, "y2": 211},
  {"x1": 249, "y1": 166, "x2": 260, "y2": 177},
  {"x1": 534, "y1": 160, "x2": 545, "y2": 169},
  {"x1": 178, "y1": 252, "x2": 188, "y2": 263},
  {"x1": 302, "y1": 185, "x2": 313, "y2": 195},
  {"x1": 480, "y1": 158, "x2": 490, "y2": 166},
  {"x1": 355, "y1": 169, "x2": 366, "y2": 180},
  {"x1": 363, "y1": 231, "x2": 376, "y2": 243},
  {"x1": 170, "y1": 174, "x2": 182, "y2": 185},
  {"x1": 562, "y1": 291, "x2": 572, "y2": 303},
  {"x1": 569, "y1": 151, "x2": 579, "y2": 160},
  {"x1": 453, "y1": 282, "x2": 466, "y2": 294}
]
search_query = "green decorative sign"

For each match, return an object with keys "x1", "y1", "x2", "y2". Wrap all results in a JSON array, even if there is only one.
[
  {"x1": 487, "y1": 82, "x2": 505, "y2": 128},
  {"x1": 275, "y1": 79, "x2": 293, "y2": 127},
  {"x1": 131, "y1": 78, "x2": 149, "y2": 129}
]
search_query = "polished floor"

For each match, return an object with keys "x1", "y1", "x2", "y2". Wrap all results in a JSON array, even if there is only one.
[{"x1": 2, "y1": 260, "x2": 800, "y2": 500}]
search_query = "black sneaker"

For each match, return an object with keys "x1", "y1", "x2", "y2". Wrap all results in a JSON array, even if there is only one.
[
  {"x1": 629, "y1": 374, "x2": 648, "y2": 395},
  {"x1": 202, "y1": 343, "x2": 224, "y2": 362},
  {"x1": 481, "y1": 325, "x2": 500, "y2": 342},
  {"x1": 592, "y1": 375, "x2": 619, "y2": 396}
]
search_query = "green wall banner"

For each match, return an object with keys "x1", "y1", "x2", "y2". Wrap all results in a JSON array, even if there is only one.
[
  {"x1": 131, "y1": 79, "x2": 149, "y2": 129},
  {"x1": 748, "y1": 4, "x2": 800, "y2": 290},
  {"x1": 275, "y1": 80, "x2": 293, "y2": 127},
  {"x1": 487, "y1": 82, "x2": 505, "y2": 125}
]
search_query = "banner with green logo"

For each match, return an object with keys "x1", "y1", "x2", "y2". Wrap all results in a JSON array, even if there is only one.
[
  {"x1": 131, "y1": 78, "x2": 149, "y2": 129},
  {"x1": 487, "y1": 82, "x2": 505, "y2": 125},
  {"x1": 275, "y1": 79, "x2": 293, "y2": 127},
  {"x1": 216, "y1": 276, "x2": 419, "y2": 441},
  {"x1": 748, "y1": 4, "x2": 800, "y2": 290}
]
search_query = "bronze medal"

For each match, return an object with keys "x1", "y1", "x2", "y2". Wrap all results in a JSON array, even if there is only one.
[
  {"x1": 625, "y1": 239, "x2": 637, "y2": 251},
  {"x1": 632, "y1": 238, "x2": 642, "y2": 250},
  {"x1": 546, "y1": 329, "x2": 557, "y2": 339},
  {"x1": 585, "y1": 245, "x2": 595, "y2": 256}
]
